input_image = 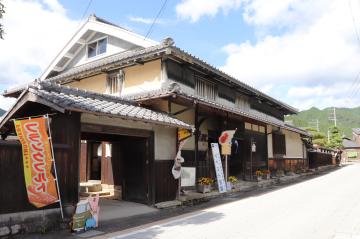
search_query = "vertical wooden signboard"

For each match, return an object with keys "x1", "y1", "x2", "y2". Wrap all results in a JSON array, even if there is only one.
[{"x1": 211, "y1": 143, "x2": 227, "y2": 193}]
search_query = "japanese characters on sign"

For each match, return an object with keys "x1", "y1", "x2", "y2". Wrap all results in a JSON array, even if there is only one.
[
  {"x1": 211, "y1": 143, "x2": 227, "y2": 193},
  {"x1": 14, "y1": 117, "x2": 58, "y2": 208}
]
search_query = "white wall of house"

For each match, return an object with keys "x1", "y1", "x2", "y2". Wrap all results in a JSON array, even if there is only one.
[
  {"x1": 67, "y1": 33, "x2": 139, "y2": 69},
  {"x1": 267, "y1": 125, "x2": 305, "y2": 159},
  {"x1": 267, "y1": 125, "x2": 274, "y2": 158},
  {"x1": 285, "y1": 130, "x2": 304, "y2": 158},
  {"x1": 81, "y1": 113, "x2": 177, "y2": 160}
]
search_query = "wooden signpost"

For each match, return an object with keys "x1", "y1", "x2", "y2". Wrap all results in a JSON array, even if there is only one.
[{"x1": 211, "y1": 143, "x2": 227, "y2": 193}]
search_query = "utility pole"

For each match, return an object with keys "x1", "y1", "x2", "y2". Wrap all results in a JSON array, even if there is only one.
[
  {"x1": 308, "y1": 119, "x2": 319, "y2": 132},
  {"x1": 329, "y1": 107, "x2": 337, "y2": 127}
]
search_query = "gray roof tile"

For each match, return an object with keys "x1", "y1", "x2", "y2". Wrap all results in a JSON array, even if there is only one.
[
  {"x1": 125, "y1": 87, "x2": 311, "y2": 137},
  {"x1": 26, "y1": 82, "x2": 192, "y2": 129}
]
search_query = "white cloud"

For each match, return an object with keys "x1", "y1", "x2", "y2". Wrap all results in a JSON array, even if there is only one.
[
  {"x1": 0, "y1": 0, "x2": 79, "y2": 110},
  {"x1": 128, "y1": 16, "x2": 165, "y2": 25},
  {"x1": 220, "y1": 0, "x2": 360, "y2": 110},
  {"x1": 176, "y1": 0, "x2": 242, "y2": 22}
]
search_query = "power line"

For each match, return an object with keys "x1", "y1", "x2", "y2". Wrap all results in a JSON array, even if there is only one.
[
  {"x1": 348, "y1": 0, "x2": 360, "y2": 44},
  {"x1": 80, "y1": 0, "x2": 93, "y2": 21},
  {"x1": 144, "y1": 0, "x2": 169, "y2": 39},
  {"x1": 346, "y1": 0, "x2": 360, "y2": 98}
]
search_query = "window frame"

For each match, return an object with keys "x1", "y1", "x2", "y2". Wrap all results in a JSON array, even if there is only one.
[
  {"x1": 272, "y1": 132, "x2": 286, "y2": 156},
  {"x1": 86, "y1": 36, "x2": 108, "y2": 59}
]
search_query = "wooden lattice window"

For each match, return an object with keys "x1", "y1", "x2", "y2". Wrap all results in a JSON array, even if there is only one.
[
  {"x1": 195, "y1": 78, "x2": 217, "y2": 101},
  {"x1": 273, "y1": 133, "x2": 286, "y2": 155}
]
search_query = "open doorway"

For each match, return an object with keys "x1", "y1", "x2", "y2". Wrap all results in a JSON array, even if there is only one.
[{"x1": 79, "y1": 130, "x2": 153, "y2": 206}]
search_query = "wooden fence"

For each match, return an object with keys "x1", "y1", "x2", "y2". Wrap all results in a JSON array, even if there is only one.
[
  {"x1": 268, "y1": 157, "x2": 307, "y2": 172},
  {"x1": 308, "y1": 151, "x2": 333, "y2": 168}
]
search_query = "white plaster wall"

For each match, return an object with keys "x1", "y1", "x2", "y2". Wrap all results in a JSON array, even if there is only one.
[
  {"x1": 267, "y1": 125, "x2": 273, "y2": 158},
  {"x1": 285, "y1": 130, "x2": 304, "y2": 158},
  {"x1": 81, "y1": 113, "x2": 176, "y2": 160},
  {"x1": 267, "y1": 125, "x2": 304, "y2": 159},
  {"x1": 67, "y1": 34, "x2": 138, "y2": 69},
  {"x1": 153, "y1": 126, "x2": 176, "y2": 160}
]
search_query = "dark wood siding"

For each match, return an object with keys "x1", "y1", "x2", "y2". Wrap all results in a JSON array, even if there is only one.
[
  {"x1": 308, "y1": 151, "x2": 333, "y2": 168},
  {"x1": 154, "y1": 160, "x2": 178, "y2": 203},
  {"x1": 79, "y1": 142, "x2": 87, "y2": 182},
  {"x1": 165, "y1": 60, "x2": 195, "y2": 88},
  {"x1": 273, "y1": 133, "x2": 286, "y2": 155},
  {"x1": 49, "y1": 113, "x2": 81, "y2": 208},
  {"x1": 101, "y1": 142, "x2": 114, "y2": 185},
  {"x1": 269, "y1": 158, "x2": 306, "y2": 172},
  {"x1": 0, "y1": 112, "x2": 81, "y2": 214}
]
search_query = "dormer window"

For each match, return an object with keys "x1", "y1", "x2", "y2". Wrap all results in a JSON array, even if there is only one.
[{"x1": 87, "y1": 37, "x2": 107, "y2": 58}]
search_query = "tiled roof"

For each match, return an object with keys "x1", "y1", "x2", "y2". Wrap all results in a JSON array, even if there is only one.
[
  {"x1": 42, "y1": 39, "x2": 297, "y2": 114},
  {"x1": 125, "y1": 86, "x2": 311, "y2": 137},
  {"x1": 1, "y1": 82, "x2": 192, "y2": 130},
  {"x1": 343, "y1": 138, "x2": 360, "y2": 148},
  {"x1": 353, "y1": 128, "x2": 360, "y2": 135},
  {"x1": 46, "y1": 43, "x2": 169, "y2": 83}
]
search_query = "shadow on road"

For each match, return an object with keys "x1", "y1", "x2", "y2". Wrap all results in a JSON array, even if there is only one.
[{"x1": 113, "y1": 211, "x2": 224, "y2": 239}]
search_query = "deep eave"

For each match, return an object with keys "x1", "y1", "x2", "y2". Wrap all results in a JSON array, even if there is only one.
[
  {"x1": 0, "y1": 82, "x2": 193, "y2": 133},
  {"x1": 3, "y1": 40, "x2": 298, "y2": 115},
  {"x1": 126, "y1": 88, "x2": 311, "y2": 137}
]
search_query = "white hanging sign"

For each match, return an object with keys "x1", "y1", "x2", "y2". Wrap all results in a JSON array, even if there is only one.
[{"x1": 211, "y1": 143, "x2": 227, "y2": 193}]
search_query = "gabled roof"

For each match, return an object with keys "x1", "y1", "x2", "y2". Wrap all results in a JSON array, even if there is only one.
[
  {"x1": 35, "y1": 38, "x2": 297, "y2": 115},
  {"x1": 0, "y1": 81, "x2": 192, "y2": 133},
  {"x1": 342, "y1": 138, "x2": 360, "y2": 148},
  {"x1": 125, "y1": 84, "x2": 311, "y2": 137},
  {"x1": 40, "y1": 14, "x2": 158, "y2": 81}
]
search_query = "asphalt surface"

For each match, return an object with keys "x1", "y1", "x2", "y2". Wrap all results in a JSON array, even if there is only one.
[
  {"x1": 98, "y1": 163, "x2": 360, "y2": 239},
  {"x1": 18, "y1": 164, "x2": 356, "y2": 239}
]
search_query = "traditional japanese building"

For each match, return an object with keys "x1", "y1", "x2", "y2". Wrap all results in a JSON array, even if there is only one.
[{"x1": 0, "y1": 15, "x2": 311, "y2": 226}]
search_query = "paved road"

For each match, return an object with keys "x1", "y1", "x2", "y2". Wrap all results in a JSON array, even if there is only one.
[{"x1": 98, "y1": 164, "x2": 360, "y2": 239}]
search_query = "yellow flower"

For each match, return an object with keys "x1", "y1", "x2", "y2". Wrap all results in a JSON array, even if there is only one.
[
  {"x1": 198, "y1": 177, "x2": 214, "y2": 185},
  {"x1": 228, "y1": 176, "x2": 238, "y2": 183}
]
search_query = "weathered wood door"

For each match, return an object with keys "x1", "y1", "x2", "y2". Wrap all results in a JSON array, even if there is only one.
[{"x1": 122, "y1": 137, "x2": 149, "y2": 204}]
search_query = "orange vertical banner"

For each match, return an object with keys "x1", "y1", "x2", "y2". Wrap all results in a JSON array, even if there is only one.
[{"x1": 14, "y1": 117, "x2": 59, "y2": 208}]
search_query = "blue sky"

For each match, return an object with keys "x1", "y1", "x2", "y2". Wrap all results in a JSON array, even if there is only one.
[
  {"x1": 1, "y1": 0, "x2": 360, "y2": 111},
  {"x1": 59, "y1": 0, "x2": 256, "y2": 67}
]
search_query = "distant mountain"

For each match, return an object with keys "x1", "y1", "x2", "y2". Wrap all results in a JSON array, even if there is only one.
[
  {"x1": 0, "y1": 108, "x2": 5, "y2": 116},
  {"x1": 285, "y1": 107, "x2": 360, "y2": 138}
]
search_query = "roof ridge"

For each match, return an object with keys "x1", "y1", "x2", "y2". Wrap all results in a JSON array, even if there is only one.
[
  {"x1": 33, "y1": 81, "x2": 135, "y2": 105},
  {"x1": 46, "y1": 42, "x2": 169, "y2": 83}
]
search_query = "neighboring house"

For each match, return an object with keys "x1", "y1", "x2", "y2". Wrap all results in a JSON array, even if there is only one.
[
  {"x1": 342, "y1": 129, "x2": 360, "y2": 161},
  {"x1": 352, "y1": 128, "x2": 360, "y2": 146},
  {"x1": 0, "y1": 15, "x2": 311, "y2": 217}
]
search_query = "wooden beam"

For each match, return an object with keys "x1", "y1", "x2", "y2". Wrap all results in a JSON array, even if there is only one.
[{"x1": 172, "y1": 106, "x2": 193, "y2": 116}]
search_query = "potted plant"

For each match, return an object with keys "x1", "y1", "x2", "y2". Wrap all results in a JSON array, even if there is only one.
[
  {"x1": 262, "y1": 169, "x2": 271, "y2": 180},
  {"x1": 197, "y1": 177, "x2": 214, "y2": 193},
  {"x1": 255, "y1": 170, "x2": 263, "y2": 181},
  {"x1": 228, "y1": 176, "x2": 238, "y2": 189}
]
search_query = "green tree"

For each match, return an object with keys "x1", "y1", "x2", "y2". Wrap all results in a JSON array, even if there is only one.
[
  {"x1": 326, "y1": 126, "x2": 343, "y2": 149},
  {"x1": 0, "y1": 0, "x2": 4, "y2": 39},
  {"x1": 305, "y1": 127, "x2": 327, "y2": 147}
]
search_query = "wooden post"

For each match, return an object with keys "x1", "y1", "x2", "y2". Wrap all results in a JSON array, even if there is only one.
[
  {"x1": 194, "y1": 103, "x2": 199, "y2": 174},
  {"x1": 250, "y1": 138, "x2": 253, "y2": 181},
  {"x1": 45, "y1": 114, "x2": 64, "y2": 219}
]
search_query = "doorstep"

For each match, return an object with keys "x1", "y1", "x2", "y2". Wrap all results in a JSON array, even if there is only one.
[{"x1": 156, "y1": 165, "x2": 337, "y2": 209}]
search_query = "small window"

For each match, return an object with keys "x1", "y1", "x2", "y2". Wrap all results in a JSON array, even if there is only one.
[
  {"x1": 106, "y1": 70, "x2": 124, "y2": 95},
  {"x1": 273, "y1": 133, "x2": 286, "y2": 155},
  {"x1": 87, "y1": 37, "x2": 107, "y2": 58},
  {"x1": 195, "y1": 78, "x2": 217, "y2": 101}
]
